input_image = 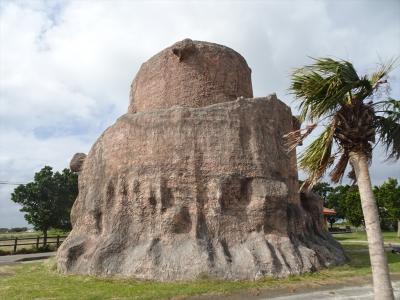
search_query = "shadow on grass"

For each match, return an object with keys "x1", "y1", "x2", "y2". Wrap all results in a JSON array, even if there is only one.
[
  {"x1": 344, "y1": 247, "x2": 400, "y2": 272},
  {"x1": 334, "y1": 235, "x2": 357, "y2": 241}
]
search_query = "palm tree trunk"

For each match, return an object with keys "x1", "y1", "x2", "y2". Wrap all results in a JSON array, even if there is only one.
[
  {"x1": 398, "y1": 220, "x2": 400, "y2": 238},
  {"x1": 350, "y1": 152, "x2": 394, "y2": 300}
]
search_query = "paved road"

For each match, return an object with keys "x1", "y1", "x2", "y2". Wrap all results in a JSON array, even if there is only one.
[
  {"x1": 269, "y1": 281, "x2": 400, "y2": 299},
  {"x1": 0, "y1": 252, "x2": 56, "y2": 265}
]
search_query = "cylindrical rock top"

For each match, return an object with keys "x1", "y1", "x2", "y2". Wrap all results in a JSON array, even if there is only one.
[{"x1": 128, "y1": 39, "x2": 253, "y2": 113}]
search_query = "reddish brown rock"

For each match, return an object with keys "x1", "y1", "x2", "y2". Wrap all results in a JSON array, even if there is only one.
[
  {"x1": 57, "y1": 40, "x2": 345, "y2": 281},
  {"x1": 69, "y1": 153, "x2": 86, "y2": 173},
  {"x1": 128, "y1": 39, "x2": 253, "y2": 113}
]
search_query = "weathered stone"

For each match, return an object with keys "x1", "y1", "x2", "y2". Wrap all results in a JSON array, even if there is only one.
[
  {"x1": 57, "y1": 40, "x2": 345, "y2": 281},
  {"x1": 69, "y1": 153, "x2": 86, "y2": 173},
  {"x1": 128, "y1": 39, "x2": 253, "y2": 113}
]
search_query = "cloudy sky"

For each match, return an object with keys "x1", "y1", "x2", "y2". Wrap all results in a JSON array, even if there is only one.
[{"x1": 1, "y1": 0, "x2": 399, "y2": 228}]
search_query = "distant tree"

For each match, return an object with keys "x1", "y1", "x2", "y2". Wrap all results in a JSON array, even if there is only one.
[
  {"x1": 312, "y1": 182, "x2": 336, "y2": 229},
  {"x1": 324, "y1": 180, "x2": 400, "y2": 231},
  {"x1": 340, "y1": 186, "x2": 364, "y2": 227},
  {"x1": 10, "y1": 227, "x2": 28, "y2": 232},
  {"x1": 374, "y1": 178, "x2": 400, "y2": 235},
  {"x1": 51, "y1": 168, "x2": 79, "y2": 231},
  {"x1": 11, "y1": 166, "x2": 78, "y2": 245},
  {"x1": 311, "y1": 182, "x2": 333, "y2": 205},
  {"x1": 324, "y1": 185, "x2": 361, "y2": 227}
]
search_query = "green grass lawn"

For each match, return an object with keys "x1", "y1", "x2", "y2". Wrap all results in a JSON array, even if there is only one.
[
  {"x1": 0, "y1": 243, "x2": 399, "y2": 300},
  {"x1": 334, "y1": 231, "x2": 400, "y2": 244}
]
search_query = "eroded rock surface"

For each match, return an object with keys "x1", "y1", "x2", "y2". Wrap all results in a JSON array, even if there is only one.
[
  {"x1": 70, "y1": 153, "x2": 87, "y2": 173},
  {"x1": 57, "y1": 40, "x2": 345, "y2": 281},
  {"x1": 129, "y1": 39, "x2": 253, "y2": 113}
]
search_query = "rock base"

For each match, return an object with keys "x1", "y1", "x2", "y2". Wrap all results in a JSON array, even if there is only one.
[{"x1": 57, "y1": 96, "x2": 345, "y2": 281}]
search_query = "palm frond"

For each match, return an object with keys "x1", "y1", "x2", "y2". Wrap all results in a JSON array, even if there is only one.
[
  {"x1": 369, "y1": 58, "x2": 397, "y2": 89},
  {"x1": 313, "y1": 58, "x2": 360, "y2": 82},
  {"x1": 374, "y1": 99, "x2": 400, "y2": 160},
  {"x1": 284, "y1": 123, "x2": 317, "y2": 152},
  {"x1": 374, "y1": 97, "x2": 400, "y2": 113},
  {"x1": 299, "y1": 124, "x2": 335, "y2": 189},
  {"x1": 290, "y1": 57, "x2": 399, "y2": 190},
  {"x1": 290, "y1": 58, "x2": 365, "y2": 121},
  {"x1": 329, "y1": 152, "x2": 349, "y2": 183}
]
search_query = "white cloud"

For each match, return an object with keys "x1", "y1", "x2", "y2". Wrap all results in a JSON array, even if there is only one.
[{"x1": 0, "y1": 0, "x2": 399, "y2": 227}]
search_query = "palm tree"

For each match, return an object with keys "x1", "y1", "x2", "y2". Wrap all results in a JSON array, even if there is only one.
[{"x1": 287, "y1": 58, "x2": 399, "y2": 300}]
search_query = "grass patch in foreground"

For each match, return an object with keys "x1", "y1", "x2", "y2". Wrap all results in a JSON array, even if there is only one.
[{"x1": 0, "y1": 247, "x2": 399, "y2": 300}]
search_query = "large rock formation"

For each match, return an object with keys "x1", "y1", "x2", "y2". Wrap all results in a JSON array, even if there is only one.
[{"x1": 57, "y1": 39, "x2": 345, "y2": 281}]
